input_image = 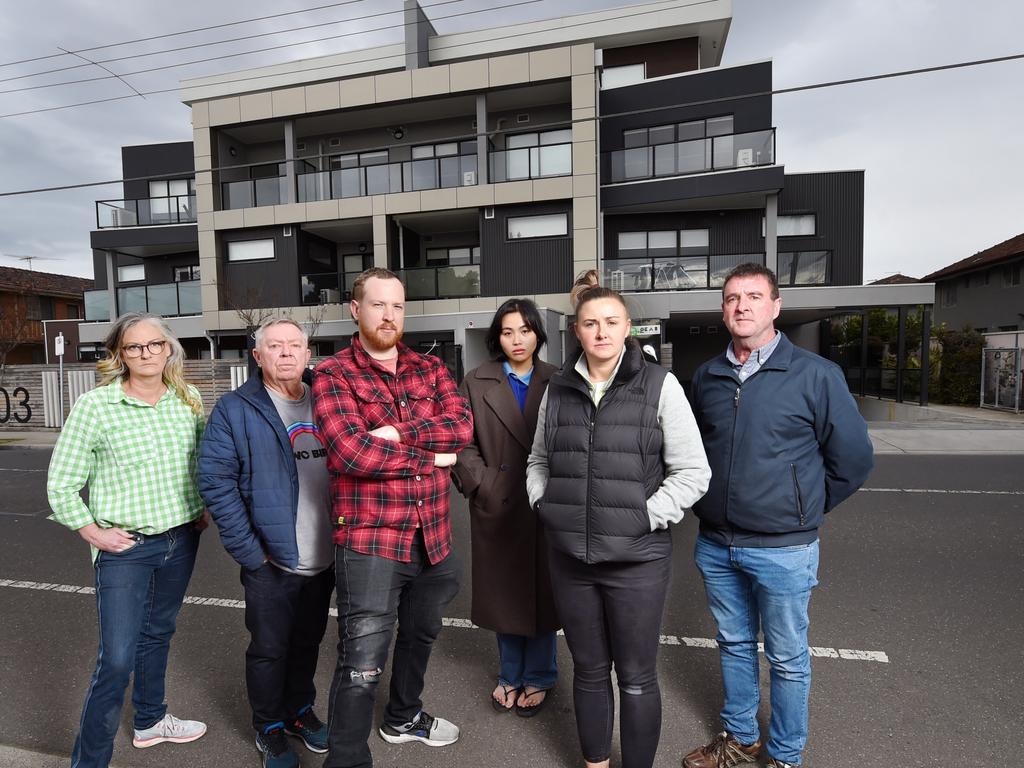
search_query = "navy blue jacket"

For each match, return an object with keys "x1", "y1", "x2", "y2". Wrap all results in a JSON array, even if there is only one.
[
  {"x1": 198, "y1": 370, "x2": 313, "y2": 570},
  {"x1": 690, "y1": 333, "x2": 873, "y2": 546}
]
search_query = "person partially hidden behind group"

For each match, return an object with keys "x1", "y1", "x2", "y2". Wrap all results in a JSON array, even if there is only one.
[
  {"x1": 47, "y1": 312, "x2": 209, "y2": 768},
  {"x1": 527, "y1": 285, "x2": 711, "y2": 768},
  {"x1": 453, "y1": 298, "x2": 560, "y2": 717}
]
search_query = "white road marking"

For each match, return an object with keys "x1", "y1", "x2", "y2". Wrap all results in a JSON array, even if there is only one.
[
  {"x1": 861, "y1": 487, "x2": 1024, "y2": 496},
  {"x1": 0, "y1": 467, "x2": 47, "y2": 472},
  {"x1": 0, "y1": 578, "x2": 890, "y2": 664}
]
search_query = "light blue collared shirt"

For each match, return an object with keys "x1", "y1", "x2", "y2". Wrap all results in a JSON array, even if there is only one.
[{"x1": 726, "y1": 331, "x2": 782, "y2": 383}]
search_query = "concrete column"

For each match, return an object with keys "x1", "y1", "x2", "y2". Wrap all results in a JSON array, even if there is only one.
[
  {"x1": 764, "y1": 192, "x2": 778, "y2": 276},
  {"x1": 476, "y1": 94, "x2": 488, "y2": 184},
  {"x1": 105, "y1": 251, "x2": 117, "y2": 320},
  {"x1": 284, "y1": 120, "x2": 296, "y2": 204}
]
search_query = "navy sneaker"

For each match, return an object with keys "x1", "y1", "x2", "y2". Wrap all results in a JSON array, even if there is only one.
[
  {"x1": 378, "y1": 710, "x2": 459, "y2": 747},
  {"x1": 255, "y1": 725, "x2": 299, "y2": 768},
  {"x1": 284, "y1": 706, "x2": 328, "y2": 753}
]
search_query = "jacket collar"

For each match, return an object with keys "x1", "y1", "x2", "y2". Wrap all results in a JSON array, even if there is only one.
[
  {"x1": 552, "y1": 340, "x2": 645, "y2": 396},
  {"x1": 350, "y1": 333, "x2": 419, "y2": 375},
  {"x1": 237, "y1": 367, "x2": 315, "y2": 456},
  {"x1": 706, "y1": 332, "x2": 795, "y2": 379},
  {"x1": 478, "y1": 358, "x2": 554, "y2": 450}
]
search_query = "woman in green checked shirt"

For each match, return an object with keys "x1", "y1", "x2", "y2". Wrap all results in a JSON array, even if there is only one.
[{"x1": 47, "y1": 312, "x2": 209, "y2": 768}]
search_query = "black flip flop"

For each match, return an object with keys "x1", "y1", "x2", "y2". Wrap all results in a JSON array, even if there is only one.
[
  {"x1": 514, "y1": 687, "x2": 552, "y2": 718},
  {"x1": 491, "y1": 683, "x2": 519, "y2": 713}
]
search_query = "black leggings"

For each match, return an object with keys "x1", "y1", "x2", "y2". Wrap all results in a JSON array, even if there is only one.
[{"x1": 548, "y1": 548, "x2": 671, "y2": 768}]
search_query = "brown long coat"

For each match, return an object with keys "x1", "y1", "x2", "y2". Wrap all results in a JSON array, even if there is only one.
[{"x1": 453, "y1": 360, "x2": 560, "y2": 636}]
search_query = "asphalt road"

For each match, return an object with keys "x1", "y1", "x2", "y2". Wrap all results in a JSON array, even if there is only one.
[{"x1": 0, "y1": 447, "x2": 1021, "y2": 767}]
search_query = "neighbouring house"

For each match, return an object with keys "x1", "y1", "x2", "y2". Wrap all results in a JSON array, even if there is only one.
[
  {"x1": 0, "y1": 266, "x2": 91, "y2": 366},
  {"x1": 922, "y1": 232, "x2": 1024, "y2": 334}
]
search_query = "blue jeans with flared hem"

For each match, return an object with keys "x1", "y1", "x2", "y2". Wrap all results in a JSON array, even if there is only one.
[
  {"x1": 70, "y1": 523, "x2": 199, "y2": 768},
  {"x1": 496, "y1": 631, "x2": 558, "y2": 690},
  {"x1": 694, "y1": 534, "x2": 820, "y2": 766}
]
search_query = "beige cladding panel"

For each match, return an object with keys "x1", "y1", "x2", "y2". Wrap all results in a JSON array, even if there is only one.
[
  {"x1": 422, "y1": 299, "x2": 461, "y2": 315},
  {"x1": 449, "y1": 60, "x2": 488, "y2": 91},
  {"x1": 528, "y1": 48, "x2": 571, "y2": 81},
  {"x1": 305, "y1": 199, "x2": 341, "y2": 221},
  {"x1": 573, "y1": 174, "x2": 597, "y2": 198},
  {"x1": 571, "y1": 74, "x2": 596, "y2": 110},
  {"x1": 573, "y1": 227, "x2": 598, "y2": 262},
  {"x1": 195, "y1": 184, "x2": 214, "y2": 214},
  {"x1": 194, "y1": 158, "x2": 213, "y2": 187},
  {"x1": 458, "y1": 296, "x2": 498, "y2": 313},
  {"x1": 243, "y1": 206, "x2": 275, "y2": 228},
  {"x1": 533, "y1": 293, "x2": 573, "y2": 314},
  {"x1": 403, "y1": 300, "x2": 425, "y2": 316},
  {"x1": 385, "y1": 191, "x2": 421, "y2": 215},
  {"x1": 191, "y1": 102, "x2": 210, "y2": 129},
  {"x1": 418, "y1": 187, "x2": 457, "y2": 211},
  {"x1": 573, "y1": 197, "x2": 597, "y2": 231},
  {"x1": 202, "y1": 311, "x2": 220, "y2": 331},
  {"x1": 572, "y1": 107, "x2": 596, "y2": 122},
  {"x1": 199, "y1": 257, "x2": 218, "y2": 286},
  {"x1": 201, "y1": 283, "x2": 220, "y2": 314},
  {"x1": 371, "y1": 195, "x2": 387, "y2": 216},
  {"x1": 239, "y1": 92, "x2": 273, "y2": 122},
  {"x1": 340, "y1": 76, "x2": 375, "y2": 108},
  {"x1": 372, "y1": 214, "x2": 388, "y2": 245},
  {"x1": 305, "y1": 81, "x2": 341, "y2": 112},
  {"x1": 531, "y1": 176, "x2": 573, "y2": 200},
  {"x1": 572, "y1": 141, "x2": 597, "y2": 175},
  {"x1": 274, "y1": 203, "x2": 307, "y2": 224},
  {"x1": 208, "y1": 97, "x2": 241, "y2": 126},
  {"x1": 339, "y1": 197, "x2": 374, "y2": 219},
  {"x1": 489, "y1": 53, "x2": 530, "y2": 87},
  {"x1": 571, "y1": 44, "x2": 596, "y2": 76},
  {"x1": 456, "y1": 184, "x2": 495, "y2": 207},
  {"x1": 411, "y1": 65, "x2": 450, "y2": 98},
  {"x1": 213, "y1": 209, "x2": 244, "y2": 230},
  {"x1": 192, "y1": 128, "x2": 212, "y2": 158},
  {"x1": 572, "y1": 119, "x2": 596, "y2": 143},
  {"x1": 374, "y1": 71, "x2": 412, "y2": 103},
  {"x1": 197, "y1": 212, "x2": 215, "y2": 232},
  {"x1": 493, "y1": 180, "x2": 533, "y2": 205},
  {"x1": 272, "y1": 87, "x2": 306, "y2": 117},
  {"x1": 198, "y1": 230, "x2": 217, "y2": 260}
]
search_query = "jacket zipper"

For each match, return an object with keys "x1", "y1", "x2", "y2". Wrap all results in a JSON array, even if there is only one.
[
  {"x1": 725, "y1": 383, "x2": 741, "y2": 528},
  {"x1": 791, "y1": 464, "x2": 806, "y2": 526},
  {"x1": 585, "y1": 401, "x2": 597, "y2": 564}
]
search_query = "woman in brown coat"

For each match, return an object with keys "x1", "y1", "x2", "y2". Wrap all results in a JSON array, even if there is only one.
[{"x1": 454, "y1": 298, "x2": 560, "y2": 717}]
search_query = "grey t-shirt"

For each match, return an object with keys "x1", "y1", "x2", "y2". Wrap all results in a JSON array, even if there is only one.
[{"x1": 266, "y1": 383, "x2": 333, "y2": 575}]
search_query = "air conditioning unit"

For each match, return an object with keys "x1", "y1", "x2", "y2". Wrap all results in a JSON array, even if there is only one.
[
  {"x1": 736, "y1": 148, "x2": 755, "y2": 167},
  {"x1": 462, "y1": 171, "x2": 477, "y2": 186},
  {"x1": 319, "y1": 288, "x2": 341, "y2": 304},
  {"x1": 607, "y1": 270, "x2": 626, "y2": 291}
]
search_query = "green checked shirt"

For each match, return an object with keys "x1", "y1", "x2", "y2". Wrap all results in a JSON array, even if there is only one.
[{"x1": 47, "y1": 380, "x2": 206, "y2": 543}]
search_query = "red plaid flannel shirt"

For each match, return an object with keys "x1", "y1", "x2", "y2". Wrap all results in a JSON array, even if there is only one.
[{"x1": 312, "y1": 335, "x2": 473, "y2": 564}]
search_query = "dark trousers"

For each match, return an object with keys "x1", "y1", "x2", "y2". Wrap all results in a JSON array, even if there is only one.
[
  {"x1": 240, "y1": 563, "x2": 335, "y2": 731},
  {"x1": 548, "y1": 548, "x2": 672, "y2": 768},
  {"x1": 324, "y1": 531, "x2": 460, "y2": 768}
]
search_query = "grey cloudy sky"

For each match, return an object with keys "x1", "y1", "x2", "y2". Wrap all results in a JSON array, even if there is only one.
[{"x1": 0, "y1": 0, "x2": 1021, "y2": 282}]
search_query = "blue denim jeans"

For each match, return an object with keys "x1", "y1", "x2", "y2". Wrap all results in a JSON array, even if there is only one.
[
  {"x1": 324, "y1": 531, "x2": 460, "y2": 768},
  {"x1": 496, "y1": 631, "x2": 558, "y2": 690},
  {"x1": 694, "y1": 535, "x2": 819, "y2": 766},
  {"x1": 71, "y1": 523, "x2": 200, "y2": 768}
]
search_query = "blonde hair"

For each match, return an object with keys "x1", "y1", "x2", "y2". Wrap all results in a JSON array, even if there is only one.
[
  {"x1": 570, "y1": 269, "x2": 600, "y2": 308},
  {"x1": 97, "y1": 313, "x2": 202, "y2": 415}
]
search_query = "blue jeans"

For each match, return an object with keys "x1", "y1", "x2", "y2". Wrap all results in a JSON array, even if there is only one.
[
  {"x1": 496, "y1": 631, "x2": 557, "y2": 690},
  {"x1": 324, "y1": 531, "x2": 460, "y2": 768},
  {"x1": 694, "y1": 535, "x2": 819, "y2": 766},
  {"x1": 71, "y1": 523, "x2": 200, "y2": 768}
]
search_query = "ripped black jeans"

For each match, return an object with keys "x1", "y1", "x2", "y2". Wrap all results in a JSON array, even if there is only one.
[
  {"x1": 324, "y1": 531, "x2": 460, "y2": 768},
  {"x1": 548, "y1": 548, "x2": 672, "y2": 768}
]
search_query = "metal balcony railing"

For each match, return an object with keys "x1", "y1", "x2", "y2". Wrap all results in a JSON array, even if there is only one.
[
  {"x1": 606, "y1": 128, "x2": 775, "y2": 183},
  {"x1": 95, "y1": 195, "x2": 196, "y2": 228},
  {"x1": 85, "y1": 281, "x2": 201, "y2": 321},
  {"x1": 398, "y1": 265, "x2": 481, "y2": 300},
  {"x1": 488, "y1": 143, "x2": 573, "y2": 183},
  {"x1": 296, "y1": 155, "x2": 480, "y2": 203}
]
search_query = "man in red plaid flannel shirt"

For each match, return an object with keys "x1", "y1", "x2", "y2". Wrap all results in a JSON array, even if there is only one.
[{"x1": 313, "y1": 268, "x2": 473, "y2": 768}]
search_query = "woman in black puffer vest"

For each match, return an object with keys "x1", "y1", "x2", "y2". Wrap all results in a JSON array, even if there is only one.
[{"x1": 527, "y1": 286, "x2": 710, "y2": 768}]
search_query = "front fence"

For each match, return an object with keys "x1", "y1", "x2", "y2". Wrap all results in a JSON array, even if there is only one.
[{"x1": 981, "y1": 348, "x2": 1021, "y2": 413}]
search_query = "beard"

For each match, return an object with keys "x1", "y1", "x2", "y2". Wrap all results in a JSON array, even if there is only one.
[{"x1": 360, "y1": 321, "x2": 403, "y2": 351}]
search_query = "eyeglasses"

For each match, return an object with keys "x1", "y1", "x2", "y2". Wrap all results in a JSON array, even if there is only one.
[{"x1": 122, "y1": 340, "x2": 167, "y2": 358}]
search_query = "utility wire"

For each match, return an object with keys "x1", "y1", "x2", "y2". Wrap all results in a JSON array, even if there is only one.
[
  {"x1": 0, "y1": 0, "x2": 394, "y2": 68},
  {"x1": 0, "y1": 0, "x2": 711, "y2": 116},
  {"x1": 1, "y1": 49, "x2": 1022, "y2": 198}
]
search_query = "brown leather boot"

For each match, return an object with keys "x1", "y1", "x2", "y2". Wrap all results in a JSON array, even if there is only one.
[
  {"x1": 765, "y1": 759, "x2": 797, "y2": 768},
  {"x1": 681, "y1": 732, "x2": 761, "y2": 767}
]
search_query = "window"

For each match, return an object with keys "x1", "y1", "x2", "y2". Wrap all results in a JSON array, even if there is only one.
[
  {"x1": 778, "y1": 251, "x2": 830, "y2": 286},
  {"x1": 118, "y1": 264, "x2": 145, "y2": 282},
  {"x1": 602, "y1": 63, "x2": 645, "y2": 88},
  {"x1": 616, "y1": 117, "x2": 734, "y2": 180},
  {"x1": 764, "y1": 214, "x2": 816, "y2": 237},
  {"x1": 66, "y1": 303, "x2": 80, "y2": 320},
  {"x1": 227, "y1": 239, "x2": 275, "y2": 262},
  {"x1": 149, "y1": 178, "x2": 194, "y2": 198},
  {"x1": 424, "y1": 246, "x2": 480, "y2": 266},
  {"x1": 173, "y1": 265, "x2": 200, "y2": 282},
  {"x1": 498, "y1": 130, "x2": 572, "y2": 181},
  {"x1": 1005, "y1": 262, "x2": 1022, "y2": 287},
  {"x1": 606, "y1": 230, "x2": 711, "y2": 291},
  {"x1": 942, "y1": 282, "x2": 957, "y2": 307},
  {"x1": 508, "y1": 213, "x2": 568, "y2": 239}
]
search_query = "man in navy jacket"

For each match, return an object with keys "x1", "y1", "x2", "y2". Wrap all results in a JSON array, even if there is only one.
[
  {"x1": 199, "y1": 318, "x2": 333, "y2": 768},
  {"x1": 683, "y1": 264, "x2": 873, "y2": 768}
]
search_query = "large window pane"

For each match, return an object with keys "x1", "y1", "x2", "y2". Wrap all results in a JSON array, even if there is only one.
[
  {"x1": 538, "y1": 144, "x2": 571, "y2": 176},
  {"x1": 605, "y1": 259, "x2": 655, "y2": 291},
  {"x1": 146, "y1": 283, "x2": 178, "y2": 315},
  {"x1": 653, "y1": 143, "x2": 676, "y2": 176},
  {"x1": 505, "y1": 148, "x2": 531, "y2": 181},
  {"x1": 777, "y1": 214, "x2": 816, "y2": 237},
  {"x1": 676, "y1": 138, "x2": 707, "y2": 173},
  {"x1": 623, "y1": 129, "x2": 647, "y2": 149},
  {"x1": 507, "y1": 213, "x2": 567, "y2": 239},
  {"x1": 706, "y1": 116, "x2": 734, "y2": 137},
  {"x1": 84, "y1": 290, "x2": 110, "y2": 321},
  {"x1": 178, "y1": 281, "x2": 202, "y2": 314},
  {"x1": 622, "y1": 147, "x2": 650, "y2": 179},
  {"x1": 437, "y1": 265, "x2": 480, "y2": 297},
  {"x1": 602, "y1": 63, "x2": 645, "y2": 88},
  {"x1": 117, "y1": 286, "x2": 148, "y2": 314},
  {"x1": 648, "y1": 231, "x2": 676, "y2": 259},
  {"x1": 227, "y1": 239, "x2": 274, "y2": 262},
  {"x1": 677, "y1": 121, "x2": 704, "y2": 141},
  {"x1": 118, "y1": 264, "x2": 145, "y2": 282},
  {"x1": 618, "y1": 232, "x2": 647, "y2": 257},
  {"x1": 710, "y1": 253, "x2": 762, "y2": 287},
  {"x1": 507, "y1": 133, "x2": 538, "y2": 149},
  {"x1": 680, "y1": 229, "x2": 710, "y2": 254},
  {"x1": 792, "y1": 251, "x2": 828, "y2": 284},
  {"x1": 540, "y1": 129, "x2": 572, "y2": 145}
]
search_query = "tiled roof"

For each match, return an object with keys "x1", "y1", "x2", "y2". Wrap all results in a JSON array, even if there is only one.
[
  {"x1": 0, "y1": 265, "x2": 93, "y2": 298},
  {"x1": 921, "y1": 232, "x2": 1024, "y2": 282},
  {"x1": 869, "y1": 273, "x2": 919, "y2": 285}
]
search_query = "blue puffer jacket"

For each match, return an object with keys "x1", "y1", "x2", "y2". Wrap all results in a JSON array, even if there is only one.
[
  {"x1": 690, "y1": 333, "x2": 873, "y2": 547},
  {"x1": 198, "y1": 369, "x2": 312, "y2": 570}
]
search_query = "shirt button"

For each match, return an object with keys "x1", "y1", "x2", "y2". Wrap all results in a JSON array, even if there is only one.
[
  {"x1": 417, "y1": 500, "x2": 424, "y2": 507},
  {"x1": 400, "y1": 400, "x2": 407, "y2": 408},
  {"x1": 415, "y1": 475, "x2": 422, "y2": 481}
]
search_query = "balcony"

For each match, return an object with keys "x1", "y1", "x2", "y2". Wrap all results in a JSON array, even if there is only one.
[
  {"x1": 96, "y1": 195, "x2": 196, "y2": 228},
  {"x1": 603, "y1": 253, "x2": 764, "y2": 292},
  {"x1": 399, "y1": 265, "x2": 481, "y2": 301},
  {"x1": 221, "y1": 175, "x2": 289, "y2": 209},
  {"x1": 489, "y1": 142, "x2": 573, "y2": 183},
  {"x1": 84, "y1": 281, "x2": 201, "y2": 321},
  {"x1": 606, "y1": 129, "x2": 775, "y2": 184}
]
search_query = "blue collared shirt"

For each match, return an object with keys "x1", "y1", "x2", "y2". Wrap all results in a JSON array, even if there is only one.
[
  {"x1": 502, "y1": 361, "x2": 534, "y2": 412},
  {"x1": 726, "y1": 332, "x2": 782, "y2": 383}
]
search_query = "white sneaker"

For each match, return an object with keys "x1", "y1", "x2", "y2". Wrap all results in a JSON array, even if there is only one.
[
  {"x1": 132, "y1": 713, "x2": 208, "y2": 749},
  {"x1": 378, "y1": 711, "x2": 459, "y2": 747}
]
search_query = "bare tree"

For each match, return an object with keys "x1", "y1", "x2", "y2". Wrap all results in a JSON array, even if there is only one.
[
  {"x1": 0, "y1": 297, "x2": 35, "y2": 387},
  {"x1": 303, "y1": 302, "x2": 328, "y2": 350}
]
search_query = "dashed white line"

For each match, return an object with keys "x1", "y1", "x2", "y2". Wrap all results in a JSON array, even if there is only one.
[
  {"x1": 1, "y1": 578, "x2": 891, "y2": 664},
  {"x1": 861, "y1": 487, "x2": 1024, "y2": 496}
]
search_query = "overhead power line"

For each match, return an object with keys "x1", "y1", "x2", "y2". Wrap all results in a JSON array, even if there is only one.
[
  {"x1": 0, "y1": 0, "x2": 711, "y2": 116},
  {"x1": 1, "y1": 49, "x2": 1022, "y2": 199}
]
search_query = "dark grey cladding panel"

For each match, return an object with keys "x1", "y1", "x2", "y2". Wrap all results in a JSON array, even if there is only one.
[
  {"x1": 221, "y1": 227, "x2": 301, "y2": 309},
  {"x1": 600, "y1": 61, "x2": 773, "y2": 150},
  {"x1": 779, "y1": 171, "x2": 864, "y2": 286},
  {"x1": 121, "y1": 142, "x2": 196, "y2": 199},
  {"x1": 480, "y1": 202, "x2": 573, "y2": 297},
  {"x1": 601, "y1": 164, "x2": 784, "y2": 209},
  {"x1": 90, "y1": 224, "x2": 199, "y2": 251}
]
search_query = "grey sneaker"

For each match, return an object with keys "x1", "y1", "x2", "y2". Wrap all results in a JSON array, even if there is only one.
[
  {"x1": 378, "y1": 711, "x2": 459, "y2": 747},
  {"x1": 132, "y1": 713, "x2": 207, "y2": 749}
]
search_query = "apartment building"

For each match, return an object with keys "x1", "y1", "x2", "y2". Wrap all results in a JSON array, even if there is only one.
[{"x1": 80, "y1": 0, "x2": 935, "y2": 401}]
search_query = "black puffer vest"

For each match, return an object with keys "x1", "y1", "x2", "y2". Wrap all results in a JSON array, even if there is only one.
[{"x1": 539, "y1": 342, "x2": 670, "y2": 564}]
